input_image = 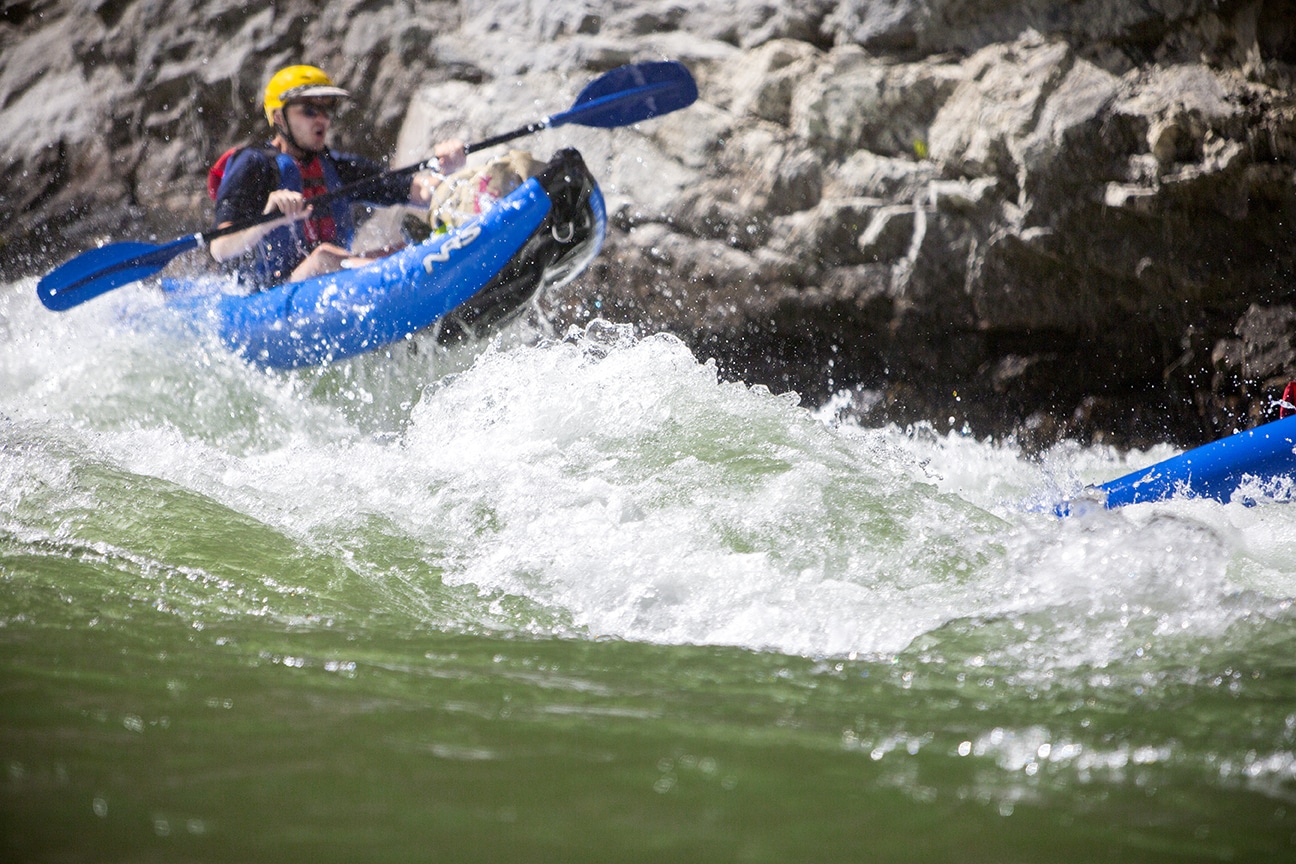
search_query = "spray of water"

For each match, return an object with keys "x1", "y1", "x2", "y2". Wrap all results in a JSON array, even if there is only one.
[{"x1": 2, "y1": 277, "x2": 1293, "y2": 665}]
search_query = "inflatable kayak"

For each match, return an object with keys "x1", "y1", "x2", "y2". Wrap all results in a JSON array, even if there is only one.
[
  {"x1": 1057, "y1": 413, "x2": 1296, "y2": 515},
  {"x1": 165, "y1": 148, "x2": 605, "y2": 368}
]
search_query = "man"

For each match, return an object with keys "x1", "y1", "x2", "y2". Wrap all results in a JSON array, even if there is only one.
[{"x1": 209, "y1": 64, "x2": 466, "y2": 287}]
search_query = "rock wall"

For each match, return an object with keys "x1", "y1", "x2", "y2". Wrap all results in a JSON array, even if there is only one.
[{"x1": 3, "y1": 0, "x2": 1295, "y2": 449}]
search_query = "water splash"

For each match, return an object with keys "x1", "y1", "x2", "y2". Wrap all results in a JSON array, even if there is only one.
[{"x1": 3, "y1": 276, "x2": 1295, "y2": 663}]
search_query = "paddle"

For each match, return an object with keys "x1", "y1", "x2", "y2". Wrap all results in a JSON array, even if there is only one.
[{"x1": 37, "y1": 60, "x2": 697, "y2": 311}]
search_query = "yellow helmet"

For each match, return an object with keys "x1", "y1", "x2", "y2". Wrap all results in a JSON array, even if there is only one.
[{"x1": 263, "y1": 65, "x2": 350, "y2": 125}]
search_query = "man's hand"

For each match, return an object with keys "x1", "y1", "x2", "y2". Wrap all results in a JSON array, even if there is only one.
[
  {"x1": 434, "y1": 138, "x2": 467, "y2": 175},
  {"x1": 263, "y1": 189, "x2": 311, "y2": 222}
]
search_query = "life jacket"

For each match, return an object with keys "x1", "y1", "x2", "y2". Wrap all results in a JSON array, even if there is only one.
[
  {"x1": 208, "y1": 145, "x2": 356, "y2": 284},
  {"x1": 1281, "y1": 381, "x2": 1296, "y2": 419}
]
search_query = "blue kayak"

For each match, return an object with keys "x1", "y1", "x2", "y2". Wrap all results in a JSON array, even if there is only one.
[
  {"x1": 1057, "y1": 414, "x2": 1296, "y2": 515},
  {"x1": 166, "y1": 148, "x2": 605, "y2": 369}
]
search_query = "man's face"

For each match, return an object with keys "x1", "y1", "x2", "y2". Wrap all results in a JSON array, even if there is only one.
[{"x1": 281, "y1": 98, "x2": 336, "y2": 152}]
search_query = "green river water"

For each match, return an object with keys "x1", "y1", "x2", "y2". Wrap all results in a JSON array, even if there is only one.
[{"x1": 2, "y1": 278, "x2": 1294, "y2": 862}]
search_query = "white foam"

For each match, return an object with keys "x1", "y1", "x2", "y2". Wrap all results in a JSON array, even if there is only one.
[{"x1": 4, "y1": 272, "x2": 1295, "y2": 660}]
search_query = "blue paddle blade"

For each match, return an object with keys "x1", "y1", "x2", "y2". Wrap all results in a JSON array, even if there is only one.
[
  {"x1": 37, "y1": 235, "x2": 201, "y2": 311},
  {"x1": 550, "y1": 60, "x2": 698, "y2": 129}
]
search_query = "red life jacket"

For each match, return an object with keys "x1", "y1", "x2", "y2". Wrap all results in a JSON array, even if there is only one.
[{"x1": 294, "y1": 153, "x2": 337, "y2": 245}]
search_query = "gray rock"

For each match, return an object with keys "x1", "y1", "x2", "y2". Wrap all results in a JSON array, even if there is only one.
[
  {"x1": 711, "y1": 38, "x2": 820, "y2": 125},
  {"x1": 4, "y1": 0, "x2": 1296, "y2": 448},
  {"x1": 825, "y1": 0, "x2": 1217, "y2": 56},
  {"x1": 791, "y1": 45, "x2": 961, "y2": 159}
]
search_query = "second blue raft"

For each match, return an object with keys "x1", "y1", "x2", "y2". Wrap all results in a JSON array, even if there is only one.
[{"x1": 1058, "y1": 413, "x2": 1296, "y2": 515}]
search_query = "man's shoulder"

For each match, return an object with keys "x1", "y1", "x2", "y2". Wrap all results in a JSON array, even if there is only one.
[
  {"x1": 217, "y1": 145, "x2": 281, "y2": 194},
  {"x1": 214, "y1": 143, "x2": 281, "y2": 213},
  {"x1": 227, "y1": 143, "x2": 282, "y2": 171}
]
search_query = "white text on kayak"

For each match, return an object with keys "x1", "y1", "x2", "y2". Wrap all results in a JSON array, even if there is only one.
[{"x1": 422, "y1": 223, "x2": 482, "y2": 274}]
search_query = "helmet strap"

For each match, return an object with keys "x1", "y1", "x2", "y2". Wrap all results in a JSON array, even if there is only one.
[{"x1": 274, "y1": 106, "x2": 324, "y2": 158}]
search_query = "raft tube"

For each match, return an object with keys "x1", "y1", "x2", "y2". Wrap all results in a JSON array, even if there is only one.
[
  {"x1": 1057, "y1": 414, "x2": 1296, "y2": 515},
  {"x1": 168, "y1": 148, "x2": 605, "y2": 369}
]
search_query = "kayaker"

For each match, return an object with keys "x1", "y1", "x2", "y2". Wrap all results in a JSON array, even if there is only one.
[{"x1": 209, "y1": 64, "x2": 466, "y2": 287}]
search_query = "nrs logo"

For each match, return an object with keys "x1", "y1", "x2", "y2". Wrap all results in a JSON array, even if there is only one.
[{"x1": 421, "y1": 223, "x2": 482, "y2": 274}]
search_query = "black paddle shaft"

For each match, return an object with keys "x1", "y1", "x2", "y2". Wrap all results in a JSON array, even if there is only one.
[{"x1": 200, "y1": 120, "x2": 556, "y2": 245}]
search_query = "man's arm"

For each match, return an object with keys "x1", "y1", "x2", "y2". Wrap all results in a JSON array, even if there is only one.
[
  {"x1": 209, "y1": 152, "x2": 308, "y2": 262},
  {"x1": 333, "y1": 139, "x2": 468, "y2": 208}
]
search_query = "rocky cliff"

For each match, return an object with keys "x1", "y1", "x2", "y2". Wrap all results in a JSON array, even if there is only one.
[{"x1": 3, "y1": 0, "x2": 1295, "y2": 449}]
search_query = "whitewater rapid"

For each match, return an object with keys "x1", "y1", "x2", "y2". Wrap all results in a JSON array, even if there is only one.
[{"x1": 3, "y1": 274, "x2": 1293, "y2": 662}]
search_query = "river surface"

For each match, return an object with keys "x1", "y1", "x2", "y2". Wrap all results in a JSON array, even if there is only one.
[{"x1": 2, "y1": 275, "x2": 1295, "y2": 862}]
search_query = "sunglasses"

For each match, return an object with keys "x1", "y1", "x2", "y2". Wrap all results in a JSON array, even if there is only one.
[{"x1": 292, "y1": 101, "x2": 337, "y2": 119}]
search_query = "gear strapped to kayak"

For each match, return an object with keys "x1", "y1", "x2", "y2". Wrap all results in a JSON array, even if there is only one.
[{"x1": 428, "y1": 150, "x2": 549, "y2": 232}]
